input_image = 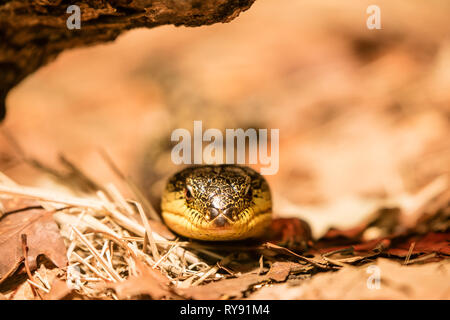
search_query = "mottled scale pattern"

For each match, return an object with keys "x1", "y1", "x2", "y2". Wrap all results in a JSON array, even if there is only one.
[{"x1": 161, "y1": 165, "x2": 272, "y2": 241}]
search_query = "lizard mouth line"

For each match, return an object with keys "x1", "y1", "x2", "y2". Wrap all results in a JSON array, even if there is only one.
[
  {"x1": 209, "y1": 215, "x2": 233, "y2": 228},
  {"x1": 161, "y1": 165, "x2": 273, "y2": 241}
]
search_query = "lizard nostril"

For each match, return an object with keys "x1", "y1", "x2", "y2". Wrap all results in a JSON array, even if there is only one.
[
  {"x1": 222, "y1": 207, "x2": 237, "y2": 220},
  {"x1": 208, "y1": 207, "x2": 220, "y2": 220},
  {"x1": 213, "y1": 216, "x2": 229, "y2": 227}
]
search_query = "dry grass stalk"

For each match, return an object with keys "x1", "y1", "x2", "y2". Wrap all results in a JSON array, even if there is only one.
[
  {"x1": 72, "y1": 252, "x2": 111, "y2": 282},
  {"x1": 0, "y1": 169, "x2": 232, "y2": 299},
  {"x1": 27, "y1": 279, "x2": 50, "y2": 293},
  {"x1": 134, "y1": 201, "x2": 160, "y2": 260},
  {"x1": 0, "y1": 184, "x2": 103, "y2": 209},
  {"x1": 71, "y1": 227, "x2": 123, "y2": 282},
  {"x1": 98, "y1": 149, "x2": 161, "y2": 222},
  {"x1": 104, "y1": 183, "x2": 135, "y2": 217}
]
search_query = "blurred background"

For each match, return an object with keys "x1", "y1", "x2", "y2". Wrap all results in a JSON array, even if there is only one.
[{"x1": 1, "y1": 0, "x2": 449, "y2": 237}]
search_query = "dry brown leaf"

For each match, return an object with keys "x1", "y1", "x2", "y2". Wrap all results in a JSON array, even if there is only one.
[
  {"x1": 319, "y1": 207, "x2": 400, "y2": 245},
  {"x1": 413, "y1": 189, "x2": 450, "y2": 233},
  {"x1": 387, "y1": 232, "x2": 450, "y2": 257},
  {"x1": 3, "y1": 264, "x2": 65, "y2": 300},
  {"x1": 180, "y1": 261, "x2": 305, "y2": 300},
  {"x1": 0, "y1": 197, "x2": 67, "y2": 283},
  {"x1": 108, "y1": 260, "x2": 173, "y2": 299},
  {"x1": 5, "y1": 277, "x2": 36, "y2": 300},
  {"x1": 262, "y1": 242, "x2": 330, "y2": 270},
  {"x1": 268, "y1": 218, "x2": 313, "y2": 251},
  {"x1": 44, "y1": 278, "x2": 72, "y2": 300},
  {"x1": 180, "y1": 273, "x2": 262, "y2": 300},
  {"x1": 265, "y1": 261, "x2": 299, "y2": 282},
  {"x1": 249, "y1": 258, "x2": 450, "y2": 299},
  {"x1": 315, "y1": 195, "x2": 449, "y2": 263}
]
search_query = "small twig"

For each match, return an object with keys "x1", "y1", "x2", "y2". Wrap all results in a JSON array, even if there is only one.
[
  {"x1": 142, "y1": 233, "x2": 149, "y2": 254},
  {"x1": 321, "y1": 255, "x2": 346, "y2": 267},
  {"x1": 69, "y1": 211, "x2": 86, "y2": 241},
  {"x1": 94, "y1": 191, "x2": 201, "y2": 265},
  {"x1": 0, "y1": 184, "x2": 104, "y2": 209},
  {"x1": 404, "y1": 252, "x2": 437, "y2": 265},
  {"x1": 134, "y1": 201, "x2": 160, "y2": 260},
  {"x1": 153, "y1": 242, "x2": 180, "y2": 269},
  {"x1": 187, "y1": 262, "x2": 210, "y2": 271},
  {"x1": 321, "y1": 247, "x2": 354, "y2": 267},
  {"x1": 21, "y1": 234, "x2": 43, "y2": 299},
  {"x1": 258, "y1": 255, "x2": 264, "y2": 275},
  {"x1": 26, "y1": 280, "x2": 50, "y2": 294},
  {"x1": 192, "y1": 255, "x2": 233, "y2": 286},
  {"x1": 72, "y1": 252, "x2": 111, "y2": 282},
  {"x1": 34, "y1": 272, "x2": 51, "y2": 290},
  {"x1": 89, "y1": 230, "x2": 138, "y2": 260},
  {"x1": 71, "y1": 226, "x2": 122, "y2": 282},
  {"x1": 404, "y1": 242, "x2": 416, "y2": 265},
  {"x1": 262, "y1": 242, "x2": 333, "y2": 270},
  {"x1": 217, "y1": 262, "x2": 235, "y2": 276},
  {"x1": 192, "y1": 266, "x2": 220, "y2": 286}
]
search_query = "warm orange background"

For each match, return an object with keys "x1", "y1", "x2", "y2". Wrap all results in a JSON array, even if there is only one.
[{"x1": 2, "y1": 0, "x2": 449, "y2": 236}]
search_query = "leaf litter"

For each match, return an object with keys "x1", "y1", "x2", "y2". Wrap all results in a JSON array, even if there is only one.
[
  {"x1": 0, "y1": 198, "x2": 67, "y2": 283},
  {"x1": 0, "y1": 157, "x2": 448, "y2": 300}
]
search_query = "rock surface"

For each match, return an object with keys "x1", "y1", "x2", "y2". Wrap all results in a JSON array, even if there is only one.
[{"x1": 0, "y1": 0, "x2": 256, "y2": 120}]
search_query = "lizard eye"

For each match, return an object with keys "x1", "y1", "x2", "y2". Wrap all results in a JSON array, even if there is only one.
[
  {"x1": 244, "y1": 184, "x2": 251, "y2": 196},
  {"x1": 185, "y1": 185, "x2": 194, "y2": 199}
]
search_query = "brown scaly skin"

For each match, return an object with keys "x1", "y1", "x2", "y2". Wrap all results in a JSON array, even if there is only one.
[{"x1": 161, "y1": 165, "x2": 313, "y2": 250}]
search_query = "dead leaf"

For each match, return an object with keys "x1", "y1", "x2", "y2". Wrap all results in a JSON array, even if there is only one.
[
  {"x1": 248, "y1": 259, "x2": 450, "y2": 299},
  {"x1": 314, "y1": 196, "x2": 449, "y2": 264},
  {"x1": 44, "y1": 278, "x2": 72, "y2": 300},
  {"x1": 319, "y1": 207, "x2": 400, "y2": 245},
  {"x1": 0, "y1": 197, "x2": 67, "y2": 283},
  {"x1": 265, "y1": 261, "x2": 300, "y2": 282},
  {"x1": 413, "y1": 189, "x2": 450, "y2": 233},
  {"x1": 180, "y1": 261, "x2": 306, "y2": 300},
  {"x1": 180, "y1": 272, "x2": 262, "y2": 300},
  {"x1": 262, "y1": 242, "x2": 330, "y2": 270},
  {"x1": 387, "y1": 232, "x2": 450, "y2": 257},
  {"x1": 321, "y1": 225, "x2": 366, "y2": 242},
  {"x1": 321, "y1": 244, "x2": 385, "y2": 266},
  {"x1": 5, "y1": 277, "x2": 36, "y2": 300},
  {"x1": 108, "y1": 260, "x2": 173, "y2": 299},
  {"x1": 3, "y1": 264, "x2": 65, "y2": 300},
  {"x1": 267, "y1": 218, "x2": 313, "y2": 251}
]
